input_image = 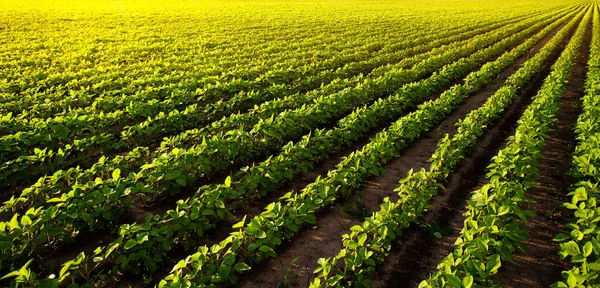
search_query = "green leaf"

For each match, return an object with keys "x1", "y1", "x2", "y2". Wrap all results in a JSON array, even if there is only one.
[
  {"x1": 233, "y1": 262, "x2": 251, "y2": 272},
  {"x1": 176, "y1": 175, "x2": 187, "y2": 186},
  {"x1": 561, "y1": 241, "x2": 581, "y2": 256},
  {"x1": 358, "y1": 233, "x2": 367, "y2": 246},
  {"x1": 225, "y1": 176, "x2": 232, "y2": 188},
  {"x1": 165, "y1": 170, "x2": 181, "y2": 181},
  {"x1": 115, "y1": 255, "x2": 128, "y2": 264},
  {"x1": 2, "y1": 259, "x2": 33, "y2": 280},
  {"x1": 112, "y1": 168, "x2": 121, "y2": 181},
  {"x1": 279, "y1": 191, "x2": 293, "y2": 200},
  {"x1": 8, "y1": 214, "x2": 19, "y2": 229},
  {"x1": 259, "y1": 245, "x2": 274, "y2": 253},
  {"x1": 350, "y1": 225, "x2": 364, "y2": 232},
  {"x1": 176, "y1": 260, "x2": 187, "y2": 269},
  {"x1": 124, "y1": 239, "x2": 137, "y2": 250},
  {"x1": 1, "y1": 270, "x2": 21, "y2": 280},
  {"x1": 2, "y1": 112, "x2": 12, "y2": 121},
  {"x1": 486, "y1": 254, "x2": 501, "y2": 274},
  {"x1": 497, "y1": 205, "x2": 509, "y2": 216},
  {"x1": 20, "y1": 215, "x2": 32, "y2": 226},
  {"x1": 588, "y1": 263, "x2": 600, "y2": 270},
  {"x1": 567, "y1": 272, "x2": 577, "y2": 287},
  {"x1": 462, "y1": 275, "x2": 473, "y2": 288},
  {"x1": 583, "y1": 241, "x2": 593, "y2": 257},
  {"x1": 306, "y1": 214, "x2": 317, "y2": 225},
  {"x1": 446, "y1": 274, "x2": 462, "y2": 288},
  {"x1": 59, "y1": 260, "x2": 73, "y2": 278},
  {"x1": 47, "y1": 197, "x2": 65, "y2": 203},
  {"x1": 554, "y1": 233, "x2": 571, "y2": 242},
  {"x1": 232, "y1": 216, "x2": 246, "y2": 229}
]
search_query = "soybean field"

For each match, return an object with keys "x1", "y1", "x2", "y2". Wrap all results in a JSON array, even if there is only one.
[{"x1": 0, "y1": 0, "x2": 599, "y2": 287}]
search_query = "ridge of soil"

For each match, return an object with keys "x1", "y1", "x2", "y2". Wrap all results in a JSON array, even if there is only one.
[
  {"x1": 492, "y1": 17, "x2": 590, "y2": 288},
  {"x1": 27, "y1": 15, "x2": 575, "y2": 288},
  {"x1": 369, "y1": 20, "x2": 571, "y2": 288},
  {"x1": 116, "y1": 73, "x2": 461, "y2": 288},
  {"x1": 235, "y1": 21, "x2": 562, "y2": 288}
]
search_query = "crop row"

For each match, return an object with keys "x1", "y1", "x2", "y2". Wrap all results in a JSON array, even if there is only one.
[
  {"x1": 152, "y1": 9, "x2": 586, "y2": 287},
  {"x1": 0, "y1": 16, "x2": 413, "y2": 115},
  {"x1": 0, "y1": 8, "x2": 558, "y2": 191},
  {"x1": 420, "y1": 4, "x2": 590, "y2": 287},
  {"x1": 0, "y1": 19, "x2": 414, "y2": 125},
  {"x1": 46, "y1": 7, "x2": 572, "y2": 286},
  {"x1": 1, "y1": 7, "x2": 540, "y2": 123},
  {"x1": 0, "y1": 12, "x2": 533, "y2": 190},
  {"x1": 553, "y1": 3, "x2": 600, "y2": 288},
  {"x1": 309, "y1": 4, "x2": 587, "y2": 287},
  {"x1": 1, "y1": 11, "x2": 472, "y2": 110},
  {"x1": 0, "y1": 25, "x2": 412, "y2": 150},
  {"x1": 0, "y1": 4, "x2": 559, "y2": 230},
  {"x1": 0, "y1": 12, "x2": 554, "y2": 277},
  {"x1": 0, "y1": 4, "x2": 573, "y2": 283}
]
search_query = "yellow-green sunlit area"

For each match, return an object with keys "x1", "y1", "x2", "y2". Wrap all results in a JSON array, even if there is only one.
[{"x1": 0, "y1": 0, "x2": 597, "y2": 287}]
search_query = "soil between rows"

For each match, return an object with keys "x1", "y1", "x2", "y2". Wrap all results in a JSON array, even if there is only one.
[
  {"x1": 374, "y1": 16, "x2": 577, "y2": 288},
  {"x1": 234, "y1": 16, "x2": 569, "y2": 288},
  {"x1": 492, "y1": 14, "x2": 590, "y2": 287},
  {"x1": 17, "y1": 12, "x2": 580, "y2": 288},
  {"x1": 117, "y1": 20, "x2": 552, "y2": 287}
]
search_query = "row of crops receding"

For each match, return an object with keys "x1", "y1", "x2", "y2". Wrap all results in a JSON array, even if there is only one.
[{"x1": 1, "y1": 0, "x2": 599, "y2": 287}]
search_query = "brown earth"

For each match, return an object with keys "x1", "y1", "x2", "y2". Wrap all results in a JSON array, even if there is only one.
[
  {"x1": 26, "y1": 13, "x2": 587, "y2": 288},
  {"x1": 235, "y1": 18, "x2": 569, "y2": 288},
  {"x1": 368, "y1": 19, "x2": 573, "y2": 288},
  {"x1": 493, "y1": 15, "x2": 590, "y2": 288}
]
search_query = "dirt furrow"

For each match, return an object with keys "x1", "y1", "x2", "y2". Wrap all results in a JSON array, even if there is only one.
[
  {"x1": 369, "y1": 21, "x2": 570, "y2": 288},
  {"x1": 492, "y1": 18, "x2": 590, "y2": 288},
  {"x1": 235, "y1": 21, "x2": 568, "y2": 288}
]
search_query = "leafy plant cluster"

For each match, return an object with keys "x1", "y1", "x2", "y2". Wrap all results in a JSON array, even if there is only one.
[
  {"x1": 0, "y1": 10, "x2": 528, "y2": 191},
  {"x1": 553, "y1": 4, "x2": 600, "y2": 288},
  {"x1": 151, "y1": 11, "x2": 577, "y2": 287},
  {"x1": 420, "y1": 5, "x2": 591, "y2": 287},
  {"x1": 309, "y1": 6, "x2": 580, "y2": 287},
  {"x1": 0, "y1": 4, "x2": 533, "y2": 221},
  {"x1": 0, "y1": 19, "x2": 397, "y2": 125},
  {"x1": 0, "y1": 26, "x2": 410, "y2": 188},
  {"x1": 0, "y1": 1, "x2": 587, "y2": 287},
  {"x1": 0, "y1": 10, "x2": 551, "y2": 281},
  {"x1": 45, "y1": 12, "x2": 565, "y2": 286}
]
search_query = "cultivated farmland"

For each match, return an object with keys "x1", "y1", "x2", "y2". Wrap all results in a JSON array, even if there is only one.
[{"x1": 0, "y1": 0, "x2": 598, "y2": 287}]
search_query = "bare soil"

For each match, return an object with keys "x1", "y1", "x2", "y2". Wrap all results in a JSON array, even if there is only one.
[
  {"x1": 19, "y1": 13, "x2": 589, "y2": 288},
  {"x1": 234, "y1": 20, "x2": 566, "y2": 288},
  {"x1": 368, "y1": 20, "x2": 571, "y2": 288},
  {"x1": 492, "y1": 17, "x2": 590, "y2": 288},
  {"x1": 223, "y1": 86, "x2": 449, "y2": 288}
]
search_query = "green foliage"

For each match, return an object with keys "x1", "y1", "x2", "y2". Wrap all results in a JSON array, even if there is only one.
[
  {"x1": 310, "y1": 6, "x2": 586, "y2": 286},
  {"x1": 553, "y1": 4, "x2": 600, "y2": 288},
  {"x1": 0, "y1": 0, "x2": 588, "y2": 287},
  {"x1": 423, "y1": 5, "x2": 591, "y2": 287}
]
